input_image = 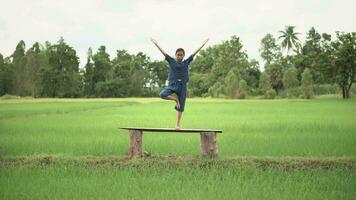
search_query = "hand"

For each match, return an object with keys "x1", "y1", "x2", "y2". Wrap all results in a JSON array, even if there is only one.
[{"x1": 150, "y1": 37, "x2": 158, "y2": 44}]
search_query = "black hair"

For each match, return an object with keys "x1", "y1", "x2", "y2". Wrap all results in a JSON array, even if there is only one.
[{"x1": 175, "y1": 48, "x2": 185, "y2": 55}]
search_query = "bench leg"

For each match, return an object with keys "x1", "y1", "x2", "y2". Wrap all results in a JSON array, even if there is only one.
[
  {"x1": 200, "y1": 132, "x2": 218, "y2": 158},
  {"x1": 129, "y1": 130, "x2": 143, "y2": 158}
]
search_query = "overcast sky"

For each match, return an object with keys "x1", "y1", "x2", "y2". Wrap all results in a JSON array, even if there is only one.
[{"x1": 1, "y1": 0, "x2": 355, "y2": 69}]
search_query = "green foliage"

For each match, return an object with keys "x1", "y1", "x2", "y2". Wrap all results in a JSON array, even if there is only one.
[
  {"x1": 0, "y1": 53, "x2": 6, "y2": 95},
  {"x1": 283, "y1": 66, "x2": 299, "y2": 98},
  {"x1": 92, "y1": 45, "x2": 112, "y2": 84},
  {"x1": 1, "y1": 27, "x2": 355, "y2": 99},
  {"x1": 259, "y1": 72, "x2": 272, "y2": 94},
  {"x1": 188, "y1": 73, "x2": 209, "y2": 97},
  {"x1": 260, "y1": 34, "x2": 282, "y2": 65},
  {"x1": 39, "y1": 38, "x2": 82, "y2": 97},
  {"x1": 225, "y1": 69, "x2": 239, "y2": 98},
  {"x1": 237, "y1": 79, "x2": 248, "y2": 99},
  {"x1": 243, "y1": 59, "x2": 261, "y2": 89},
  {"x1": 331, "y1": 32, "x2": 356, "y2": 99},
  {"x1": 147, "y1": 60, "x2": 168, "y2": 88},
  {"x1": 278, "y1": 25, "x2": 301, "y2": 54},
  {"x1": 313, "y1": 84, "x2": 340, "y2": 95},
  {"x1": 208, "y1": 82, "x2": 225, "y2": 98},
  {"x1": 0, "y1": 94, "x2": 21, "y2": 100},
  {"x1": 301, "y1": 68, "x2": 314, "y2": 99},
  {"x1": 83, "y1": 48, "x2": 95, "y2": 97},
  {"x1": 11, "y1": 40, "x2": 27, "y2": 95},
  {"x1": 94, "y1": 78, "x2": 129, "y2": 97},
  {"x1": 351, "y1": 83, "x2": 356, "y2": 96},
  {"x1": 265, "y1": 63, "x2": 284, "y2": 93},
  {"x1": 293, "y1": 28, "x2": 333, "y2": 85},
  {"x1": 210, "y1": 36, "x2": 249, "y2": 86},
  {"x1": 265, "y1": 89, "x2": 277, "y2": 99}
]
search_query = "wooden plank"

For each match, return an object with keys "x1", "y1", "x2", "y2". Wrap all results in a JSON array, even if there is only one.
[{"x1": 120, "y1": 127, "x2": 223, "y2": 133}]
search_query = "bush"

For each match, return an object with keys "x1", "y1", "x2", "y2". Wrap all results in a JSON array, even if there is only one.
[
  {"x1": 313, "y1": 84, "x2": 339, "y2": 95},
  {"x1": 292, "y1": 87, "x2": 303, "y2": 98},
  {"x1": 208, "y1": 82, "x2": 225, "y2": 98},
  {"x1": 259, "y1": 72, "x2": 272, "y2": 94},
  {"x1": 249, "y1": 87, "x2": 261, "y2": 96},
  {"x1": 225, "y1": 70, "x2": 239, "y2": 99},
  {"x1": 283, "y1": 66, "x2": 299, "y2": 98},
  {"x1": 301, "y1": 68, "x2": 314, "y2": 99},
  {"x1": 350, "y1": 83, "x2": 356, "y2": 97},
  {"x1": 94, "y1": 79, "x2": 130, "y2": 97},
  {"x1": 237, "y1": 80, "x2": 248, "y2": 99},
  {"x1": 0, "y1": 94, "x2": 21, "y2": 100},
  {"x1": 264, "y1": 89, "x2": 276, "y2": 99}
]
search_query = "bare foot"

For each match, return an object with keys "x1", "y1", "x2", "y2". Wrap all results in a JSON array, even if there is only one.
[{"x1": 175, "y1": 101, "x2": 180, "y2": 109}]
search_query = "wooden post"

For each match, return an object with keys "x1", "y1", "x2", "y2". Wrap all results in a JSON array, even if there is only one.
[
  {"x1": 129, "y1": 129, "x2": 143, "y2": 158},
  {"x1": 200, "y1": 132, "x2": 218, "y2": 158}
]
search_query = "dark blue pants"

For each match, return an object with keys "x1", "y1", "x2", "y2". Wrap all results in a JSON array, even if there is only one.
[{"x1": 159, "y1": 81, "x2": 187, "y2": 112}]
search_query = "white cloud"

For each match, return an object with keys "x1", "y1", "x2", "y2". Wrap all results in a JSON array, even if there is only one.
[{"x1": 0, "y1": 0, "x2": 355, "y2": 69}]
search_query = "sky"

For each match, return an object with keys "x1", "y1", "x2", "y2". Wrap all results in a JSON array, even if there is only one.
[{"x1": 0, "y1": 0, "x2": 355, "y2": 69}]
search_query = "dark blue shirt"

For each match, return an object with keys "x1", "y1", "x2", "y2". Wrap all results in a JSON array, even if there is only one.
[{"x1": 165, "y1": 54, "x2": 193, "y2": 83}]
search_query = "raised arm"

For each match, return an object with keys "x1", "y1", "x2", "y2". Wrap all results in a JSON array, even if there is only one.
[
  {"x1": 191, "y1": 38, "x2": 209, "y2": 57},
  {"x1": 150, "y1": 37, "x2": 167, "y2": 56}
]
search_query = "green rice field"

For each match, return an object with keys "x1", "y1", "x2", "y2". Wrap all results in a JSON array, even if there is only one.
[{"x1": 1, "y1": 96, "x2": 355, "y2": 199}]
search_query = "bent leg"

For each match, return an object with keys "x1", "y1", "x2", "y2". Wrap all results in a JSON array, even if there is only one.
[{"x1": 159, "y1": 87, "x2": 180, "y2": 108}]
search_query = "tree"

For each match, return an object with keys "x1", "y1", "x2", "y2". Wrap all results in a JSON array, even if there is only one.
[
  {"x1": 130, "y1": 52, "x2": 150, "y2": 97},
  {"x1": 282, "y1": 66, "x2": 299, "y2": 98},
  {"x1": 83, "y1": 48, "x2": 95, "y2": 96},
  {"x1": 224, "y1": 69, "x2": 239, "y2": 98},
  {"x1": 23, "y1": 42, "x2": 46, "y2": 97},
  {"x1": 295, "y1": 27, "x2": 333, "y2": 84},
  {"x1": 237, "y1": 79, "x2": 248, "y2": 99},
  {"x1": 188, "y1": 73, "x2": 209, "y2": 97},
  {"x1": 189, "y1": 45, "x2": 220, "y2": 96},
  {"x1": 265, "y1": 89, "x2": 277, "y2": 99},
  {"x1": 147, "y1": 60, "x2": 168, "y2": 88},
  {"x1": 301, "y1": 68, "x2": 314, "y2": 99},
  {"x1": 259, "y1": 71, "x2": 272, "y2": 95},
  {"x1": 243, "y1": 59, "x2": 261, "y2": 90},
  {"x1": 93, "y1": 46, "x2": 112, "y2": 85},
  {"x1": 111, "y1": 50, "x2": 134, "y2": 97},
  {"x1": 0, "y1": 53, "x2": 5, "y2": 95},
  {"x1": 11, "y1": 40, "x2": 26, "y2": 95},
  {"x1": 44, "y1": 37, "x2": 82, "y2": 97},
  {"x1": 279, "y1": 26, "x2": 301, "y2": 55},
  {"x1": 260, "y1": 34, "x2": 282, "y2": 65},
  {"x1": 331, "y1": 32, "x2": 356, "y2": 99},
  {"x1": 265, "y1": 63, "x2": 284, "y2": 93},
  {"x1": 189, "y1": 35, "x2": 250, "y2": 98},
  {"x1": 210, "y1": 36, "x2": 249, "y2": 87},
  {"x1": 208, "y1": 82, "x2": 225, "y2": 98}
]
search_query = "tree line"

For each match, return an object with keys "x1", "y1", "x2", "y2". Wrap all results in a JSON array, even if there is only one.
[{"x1": 0, "y1": 26, "x2": 355, "y2": 99}]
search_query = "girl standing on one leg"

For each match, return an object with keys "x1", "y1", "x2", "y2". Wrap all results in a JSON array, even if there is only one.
[{"x1": 150, "y1": 38, "x2": 209, "y2": 129}]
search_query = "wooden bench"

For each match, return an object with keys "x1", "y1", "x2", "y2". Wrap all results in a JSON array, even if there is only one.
[{"x1": 119, "y1": 127, "x2": 223, "y2": 159}]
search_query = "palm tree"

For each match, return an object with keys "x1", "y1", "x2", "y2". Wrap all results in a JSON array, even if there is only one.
[{"x1": 278, "y1": 26, "x2": 301, "y2": 55}]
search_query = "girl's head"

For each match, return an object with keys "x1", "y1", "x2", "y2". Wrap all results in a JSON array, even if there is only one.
[{"x1": 175, "y1": 48, "x2": 185, "y2": 62}]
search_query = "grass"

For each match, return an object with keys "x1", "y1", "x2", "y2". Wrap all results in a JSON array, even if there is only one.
[
  {"x1": 1, "y1": 165, "x2": 355, "y2": 200},
  {"x1": 0, "y1": 96, "x2": 355, "y2": 157},
  {"x1": 0, "y1": 96, "x2": 355, "y2": 199}
]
